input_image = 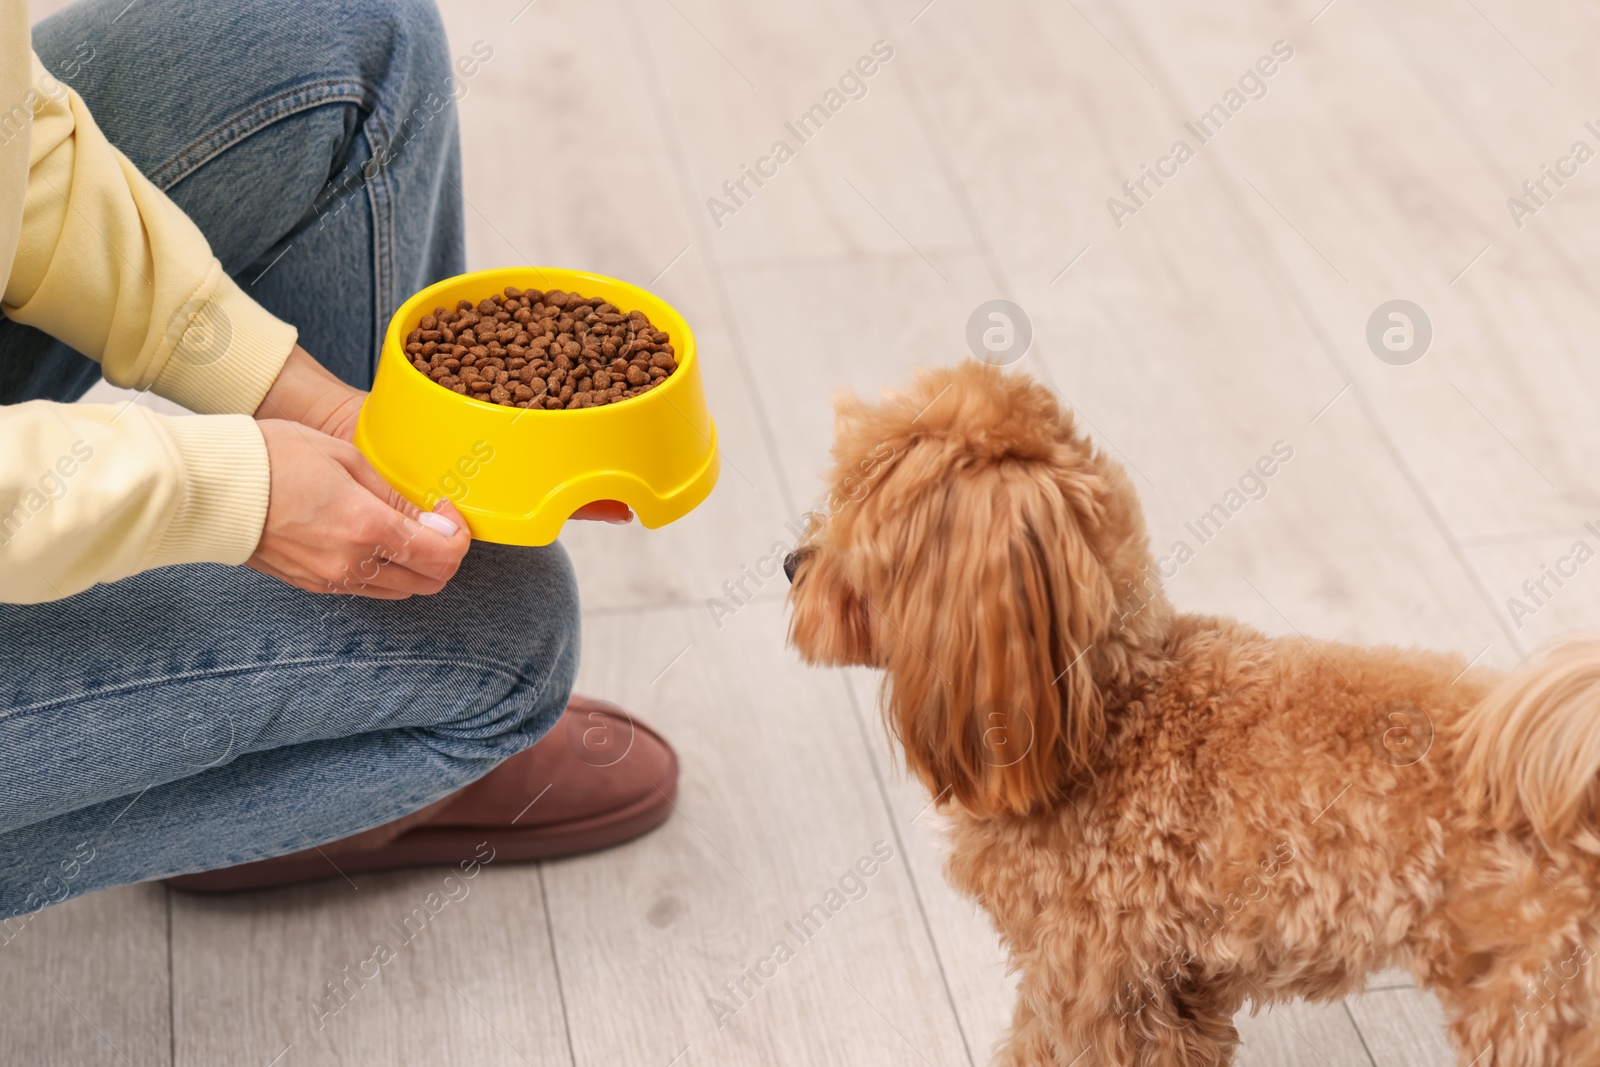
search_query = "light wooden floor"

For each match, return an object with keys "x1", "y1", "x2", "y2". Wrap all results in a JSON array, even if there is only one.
[{"x1": 19, "y1": 0, "x2": 1600, "y2": 1062}]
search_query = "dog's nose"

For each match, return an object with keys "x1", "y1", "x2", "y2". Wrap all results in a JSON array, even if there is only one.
[{"x1": 783, "y1": 551, "x2": 800, "y2": 583}]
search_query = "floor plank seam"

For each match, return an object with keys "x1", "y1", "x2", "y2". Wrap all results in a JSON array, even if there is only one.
[
  {"x1": 857, "y1": 0, "x2": 1019, "y2": 300},
  {"x1": 618, "y1": 0, "x2": 804, "y2": 522},
  {"x1": 1342, "y1": 999, "x2": 1382, "y2": 1067},
  {"x1": 842, "y1": 674, "x2": 980, "y2": 1067},
  {"x1": 1385, "y1": 19, "x2": 1600, "y2": 309},
  {"x1": 165, "y1": 886, "x2": 176, "y2": 1067},
  {"x1": 537, "y1": 864, "x2": 582, "y2": 1067}
]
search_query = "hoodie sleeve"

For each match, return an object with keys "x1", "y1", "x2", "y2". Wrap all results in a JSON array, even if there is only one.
[
  {"x1": 0, "y1": 402, "x2": 269, "y2": 604},
  {"x1": 0, "y1": 53, "x2": 294, "y2": 602},
  {"x1": 4, "y1": 54, "x2": 296, "y2": 410}
]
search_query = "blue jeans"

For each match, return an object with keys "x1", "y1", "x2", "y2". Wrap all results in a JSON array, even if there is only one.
[{"x1": 0, "y1": 0, "x2": 579, "y2": 921}]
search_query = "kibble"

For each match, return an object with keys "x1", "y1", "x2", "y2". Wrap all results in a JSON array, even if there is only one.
[{"x1": 403, "y1": 286, "x2": 680, "y2": 409}]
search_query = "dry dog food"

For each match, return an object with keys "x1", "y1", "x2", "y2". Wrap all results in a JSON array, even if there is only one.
[{"x1": 403, "y1": 287, "x2": 678, "y2": 409}]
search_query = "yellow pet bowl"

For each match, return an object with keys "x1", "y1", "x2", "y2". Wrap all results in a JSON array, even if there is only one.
[{"x1": 354, "y1": 267, "x2": 719, "y2": 546}]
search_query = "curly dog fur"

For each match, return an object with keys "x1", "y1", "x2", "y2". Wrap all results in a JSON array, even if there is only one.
[{"x1": 785, "y1": 361, "x2": 1600, "y2": 1066}]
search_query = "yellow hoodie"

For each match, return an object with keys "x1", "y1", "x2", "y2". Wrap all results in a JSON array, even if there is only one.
[{"x1": 0, "y1": 17, "x2": 295, "y2": 604}]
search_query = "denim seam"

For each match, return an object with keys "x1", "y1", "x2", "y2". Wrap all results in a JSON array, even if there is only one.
[
  {"x1": 0, "y1": 653, "x2": 544, "y2": 720},
  {"x1": 363, "y1": 110, "x2": 397, "y2": 379},
  {"x1": 148, "y1": 77, "x2": 382, "y2": 192}
]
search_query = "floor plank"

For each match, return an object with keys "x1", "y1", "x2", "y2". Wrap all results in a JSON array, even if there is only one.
[
  {"x1": 1460, "y1": 529, "x2": 1600, "y2": 650},
  {"x1": 844, "y1": 667, "x2": 1016, "y2": 1063},
  {"x1": 621, "y1": 0, "x2": 976, "y2": 265},
  {"x1": 1107, "y1": 0, "x2": 1600, "y2": 544},
  {"x1": 720, "y1": 252, "x2": 1002, "y2": 507},
  {"x1": 169, "y1": 868, "x2": 571, "y2": 1067},
  {"x1": 0, "y1": 883, "x2": 170, "y2": 1067},
  {"x1": 852, "y1": 1, "x2": 1505, "y2": 649},
  {"x1": 1345, "y1": 988, "x2": 1458, "y2": 1067},
  {"x1": 548, "y1": 600, "x2": 970, "y2": 1066},
  {"x1": 1235, "y1": 1000, "x2": 1375, "y2": 1067}
]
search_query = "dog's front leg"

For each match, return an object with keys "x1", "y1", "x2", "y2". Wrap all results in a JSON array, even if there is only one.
[{"x1": 994, "y1": 976, "x2": 1239, "y2": 1066}]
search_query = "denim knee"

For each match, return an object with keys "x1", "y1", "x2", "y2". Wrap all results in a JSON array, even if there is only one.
[
  {"x1": 419, "y1": 542, "x2": 582, "y2": 754},
  {"x1": 500, "y1": 542, "x2": 582, "y2": 742},
  {"x1": 205, "y1": 0, "x2": 461, "y2": 126},
  {"x1": 345, "y1": 0, "x2": 459, "y2": 112}
]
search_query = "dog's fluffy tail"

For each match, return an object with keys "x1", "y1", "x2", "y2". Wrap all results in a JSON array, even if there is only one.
[{"x1": 1455, "y1": 635, "x2": 1600, "y2": 844}]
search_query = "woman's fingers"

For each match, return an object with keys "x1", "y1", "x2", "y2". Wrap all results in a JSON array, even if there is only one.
[
  {"x1": 250, "y1": 421, "x2": 471, "y2": 600},
  {"x1": 326, "y1": 439, "x2": 471, "y2": 585},
  {"x1": 379, "y1": 499, "x2": 471, "y2": 585},
  {"x1": 369, "y1": 503, "x2": 471, "y2": 588}
]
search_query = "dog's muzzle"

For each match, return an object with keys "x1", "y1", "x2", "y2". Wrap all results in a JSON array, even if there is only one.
[{"x1": 784, "y1": 545, "x2": 818, "y2": 583}]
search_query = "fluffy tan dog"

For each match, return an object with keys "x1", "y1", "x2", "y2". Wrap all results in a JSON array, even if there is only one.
[{"x1": 784, "y1": 361, "x2": 1600, "y2": 1066}]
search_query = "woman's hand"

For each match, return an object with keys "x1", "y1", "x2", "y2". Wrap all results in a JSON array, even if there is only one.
[{"x1": 247, "y1": 420, "x2": 470, "y2": 598}]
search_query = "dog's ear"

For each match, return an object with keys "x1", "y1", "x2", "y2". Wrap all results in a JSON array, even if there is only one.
[{"x1": 882, "y1": 457, "x2": 1116, "y2": 816}]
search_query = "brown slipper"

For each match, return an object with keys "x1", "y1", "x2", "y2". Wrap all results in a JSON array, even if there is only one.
[{"x1": 165, "y1": 697, "x2": 677, "y2": 893}]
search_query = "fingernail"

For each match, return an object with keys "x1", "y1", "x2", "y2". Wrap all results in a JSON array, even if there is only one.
[
  {"x1": 418, "y1": 511, "x2": 458, "y2": 537},
  {"x1": 608, "y1": 514, "x2": 634, "y2": 525}
]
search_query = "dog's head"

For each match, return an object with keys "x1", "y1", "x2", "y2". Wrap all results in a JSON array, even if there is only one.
[{"x1": 785, "y1": 361, "x2": 1168, "y2": 816}]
